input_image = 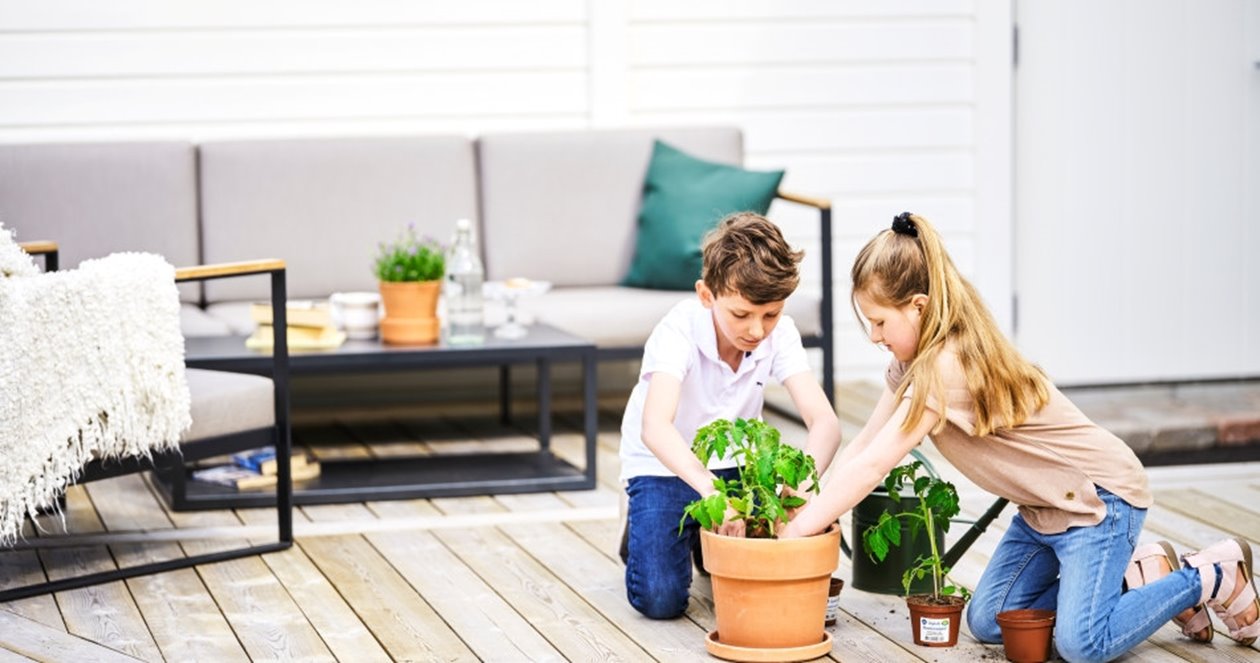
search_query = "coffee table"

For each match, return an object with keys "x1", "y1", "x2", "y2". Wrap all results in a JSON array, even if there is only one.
[{"x1": 169, "y1": 323, "x2": 598, "y2": 509}]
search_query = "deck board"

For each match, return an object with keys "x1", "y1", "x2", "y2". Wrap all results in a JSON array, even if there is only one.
[{"x1": 3, "y1": 384, "x2": 1259, "y2": 661}]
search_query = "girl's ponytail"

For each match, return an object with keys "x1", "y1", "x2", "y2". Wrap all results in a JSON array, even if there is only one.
[{"x1": 854, "y1": 213, "x2": 1048, "y2": 437}]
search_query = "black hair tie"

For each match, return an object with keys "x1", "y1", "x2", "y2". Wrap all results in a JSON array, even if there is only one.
[{"x1": 891, "y1": 211, "x2": 918, "y2": 238}]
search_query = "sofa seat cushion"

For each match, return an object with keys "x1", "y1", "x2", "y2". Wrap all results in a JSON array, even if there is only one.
[
  {"x1": 517, "y1": 286, "x2": 821, "y2": 349},
  {"x1": 183, "y1": 368, "x2": 274, "y2": 443},
  {"x1": 181, "y1": 304, "x2": 233, "y2": 338}
]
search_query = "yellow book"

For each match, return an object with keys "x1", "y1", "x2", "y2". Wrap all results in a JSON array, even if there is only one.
[
  {"x1": 250, "y1": 300, "x2": 333, "y2": 329},
  {"x1": 246, "y1": 324, "x2": 346, "y2": 350}
]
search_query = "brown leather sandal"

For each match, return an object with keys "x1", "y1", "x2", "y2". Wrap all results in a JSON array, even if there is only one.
[{"x1": 1125, "y1": 541, "x2": 1213, "y2": 643}]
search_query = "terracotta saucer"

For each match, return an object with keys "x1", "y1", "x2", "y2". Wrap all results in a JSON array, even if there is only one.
[{"x1": 705, "y1": 630, "x2": 833, "y2": 662}]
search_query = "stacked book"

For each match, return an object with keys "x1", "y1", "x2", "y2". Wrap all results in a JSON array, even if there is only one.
[
  {"x1": 246, "y1": 300, "x2": 346, "y2": 350},
  {"x1": 191, "y1": 447, "x2": 321, "y2": 490}
]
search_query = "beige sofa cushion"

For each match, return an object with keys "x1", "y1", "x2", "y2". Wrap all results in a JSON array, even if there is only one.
[
  {"x1": 0, "y1": 141, "x2": 202, "y2": 303},
  {"x1": 199, "y1": 135, "x2": 479, "y2": 302},
  {"x1": 183, "y1": 368, "x2": 274, "y2": 442},
  {"x1": 478, "y1": 127, "x2": 743, "y2": 287}
]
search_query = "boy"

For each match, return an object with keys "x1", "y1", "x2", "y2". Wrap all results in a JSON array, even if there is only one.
[{"x1": 619, "y1": 212, "x2": 842, "y2": 619}]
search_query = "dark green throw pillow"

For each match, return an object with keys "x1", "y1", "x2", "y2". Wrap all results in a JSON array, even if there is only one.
[{"x1": 622, "y1": 140, "x2": 785, "y2": 290}]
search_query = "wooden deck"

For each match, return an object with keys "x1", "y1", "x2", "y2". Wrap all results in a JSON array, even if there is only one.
[{"x1": 2, "y1": 383, "x2": 1259, "y2": 662}]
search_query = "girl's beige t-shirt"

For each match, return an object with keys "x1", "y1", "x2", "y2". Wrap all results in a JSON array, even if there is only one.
[{"x1": 886, "y1": 352, "x2": 1151, "y2": 534}]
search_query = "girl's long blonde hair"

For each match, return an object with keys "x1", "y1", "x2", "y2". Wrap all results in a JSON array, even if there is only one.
[{"x1": 852, "y1": 212, "x2": 1048, "y2": 437}]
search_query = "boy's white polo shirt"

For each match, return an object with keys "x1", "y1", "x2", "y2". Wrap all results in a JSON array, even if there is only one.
[{"x1": 619, "y1": 298, "x2": 811, "y2": 481}]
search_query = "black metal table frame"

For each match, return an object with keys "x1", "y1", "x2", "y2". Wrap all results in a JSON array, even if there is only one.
[{"x1": 172, "y1": 326, "x2": 598, "y2": 508}]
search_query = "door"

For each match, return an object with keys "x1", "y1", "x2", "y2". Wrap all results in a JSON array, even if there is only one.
[{"x1": 1014, "y1": 0, "x2": 1260, "y2": 384}]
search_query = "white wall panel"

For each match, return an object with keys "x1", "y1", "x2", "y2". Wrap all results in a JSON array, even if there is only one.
[
  {"x1": 633, "y1": 107, "x2": 972, "y2": 151},
  {"x1": 1, "y1": 1, "x2": 587, "y2": 30},
  {"x1": 0, "y1": 73, "x2": 588, "y2": 125},
  {"x1": 631, "y1": 64, "x2": 973, "y2": 111},
  {"x1": 629, "y1": 1, "x2": 974, "y2": 21},
  {"x1": 629, "y1": 21, "x2": 972, "y2": 65},
  {"x1": 0, "y1": 28, "x2": 587, "y2": 78}
]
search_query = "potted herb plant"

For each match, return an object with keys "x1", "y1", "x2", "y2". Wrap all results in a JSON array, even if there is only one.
[
  {"x1": 374, "y1": 224, "x2": 444, "y2": 344},
  {"x1": 861, "y1": 460, "x2": 970, "y2": 647},
  {"x1": 682, "y1": 418, "x2": 840, "y2": 661}
]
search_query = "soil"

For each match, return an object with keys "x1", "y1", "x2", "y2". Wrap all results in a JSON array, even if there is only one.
[{"x1": 906, "y1": 594, "x2": 967, "y2": 608}]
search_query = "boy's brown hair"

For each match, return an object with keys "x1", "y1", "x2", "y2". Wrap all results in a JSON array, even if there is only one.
[{"x1": 700, "y1": 212, "x2": 803, "y2": 304}]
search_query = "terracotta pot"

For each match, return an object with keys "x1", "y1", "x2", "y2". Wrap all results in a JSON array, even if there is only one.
[
  {"x1": 378, "y1": 280, "x2": 441, "y2": 345},
  {"x1": 996, "y1": 609, "x2": 1056, "y2": 663},
  {"x1": 701, "y1": 523, "x2": 841, "y2": 654},
  {"x1": 906, "y1": 594, "x2": 966, "y2": 647}
]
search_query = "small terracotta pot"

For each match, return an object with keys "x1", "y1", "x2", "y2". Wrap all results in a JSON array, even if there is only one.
[
  {"x1": 379, "y1": 280, "x2": 441, "y2": 345},
  {"x1": 701, "y1": 523, "x2": 841, "y2": 652},
  {"x1": 824, "y1": 577, "x2": 845, "y2": 627},
  {"x1": 906, "y1": 595, "x2": 966, "y2": 647},
  {"x1": 996, "y1": 609, "x2": 1056, "y2": 663}
]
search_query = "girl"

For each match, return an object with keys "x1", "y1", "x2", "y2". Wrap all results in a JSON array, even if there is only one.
[{"x1": 778, "y1": 213, "x2": 1258, "y2": 661}]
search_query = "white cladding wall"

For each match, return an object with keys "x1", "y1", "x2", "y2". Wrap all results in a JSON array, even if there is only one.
[{"x1": 0, "y1": 0, "x2": 1011, "y2": 382}]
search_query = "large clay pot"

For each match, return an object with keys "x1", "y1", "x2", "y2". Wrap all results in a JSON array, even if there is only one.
[
  {"x1": 379, "y1": 280, "x2": 441, "y2": 345},
  {"x1": 700, "y1": 524, "x2": 841, "y2": 660},
  {"x1": 996, "y1": 609, "x2": 1055, "y2": 663},
  {"x1": 906, "y1": 595, "x2": 966, "y2": 647}
]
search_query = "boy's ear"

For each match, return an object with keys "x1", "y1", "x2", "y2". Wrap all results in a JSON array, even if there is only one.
[{"x1": 696, "y1": 280, "x2": 715, "y2": 308}]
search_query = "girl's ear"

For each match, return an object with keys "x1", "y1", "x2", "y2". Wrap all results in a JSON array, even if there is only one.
[{"x1": 910, "y1": 293, "x2": 929, "y2": 313}]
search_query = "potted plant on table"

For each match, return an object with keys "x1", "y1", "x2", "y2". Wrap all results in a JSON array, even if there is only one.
[
  {"x1": 861, "y1": 461, "x2": 970, "y2": 647},
  {"x1": 682, "y1": 418, "x2": 841, "y2": 662},
  {"x1": 374, "y1": 224, "x2": 444, "y2": 345}
]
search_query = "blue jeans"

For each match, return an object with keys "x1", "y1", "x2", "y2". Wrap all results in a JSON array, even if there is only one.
[
  {"x1": 624, "y1": 468, "x2": 741, "y2": 619},
  {"x1": 966, "y1": 488, "x2": 1202, "y2": 662}
]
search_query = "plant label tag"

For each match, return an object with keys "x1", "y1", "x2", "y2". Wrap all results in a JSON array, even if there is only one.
[
  {"x1": 919, "y1": 617, "x2": 951, "y2": 643},
  {"x1": 825, "y1": 595, "x2": 840, "y2": 624}
]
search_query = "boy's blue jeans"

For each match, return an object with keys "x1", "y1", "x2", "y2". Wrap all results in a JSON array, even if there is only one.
[
  {"x1": 624, "y1": 468, "x2": 741, "y2": 619},
  {"x1": 967, "y1": 487, "x2": 1201, "y2": 663}
]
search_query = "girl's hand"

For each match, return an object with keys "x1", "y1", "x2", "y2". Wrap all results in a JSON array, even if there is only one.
[
  {"x1": 777, "y1": 520, "x2": 806, "y2": 539},
  {"x1": 716, "y1": 504, "x2": 745, "y2": 537}
]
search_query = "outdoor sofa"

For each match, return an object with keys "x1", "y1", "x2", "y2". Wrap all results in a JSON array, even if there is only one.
[{"x1": 0, "y1": 127, "x2": 834, "y2": 402}]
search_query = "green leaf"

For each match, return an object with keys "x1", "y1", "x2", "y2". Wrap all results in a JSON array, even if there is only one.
[{"x1": 782, "y1": 495, "x2": 806, "y2": 509}]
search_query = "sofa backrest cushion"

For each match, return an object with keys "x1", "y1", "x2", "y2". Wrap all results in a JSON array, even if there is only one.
[
  {"x1": 477, "y1": 127, "x2": 743, "y2": 287},
  {"x1": 0, "y1": 141, "x2": 201, "y2": 302},
  {"x1": 199, "y1": 135, "x2": 478, "y2": 302}
]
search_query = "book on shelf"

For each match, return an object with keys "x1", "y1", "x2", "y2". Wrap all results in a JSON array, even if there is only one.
[
  {"x1": 246, "y1": 323, "x2": 346, "y2": 350},
  {"x1": 191, "y1": 460, "x2": 321, "y2": 490},
  {"x1": 250, "y1": 300, "x2": 333, "y2": 329},
  {"x1": 191, "y1": 465, "x2": 278, "y2": 490},
  {"x1": 231, "y1": 447, "x2": 310, "y2": 476}
]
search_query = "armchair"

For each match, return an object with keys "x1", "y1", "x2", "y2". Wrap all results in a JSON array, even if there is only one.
[{"x1": 0, "y1": 241, "x2": 293, "y2": 602}]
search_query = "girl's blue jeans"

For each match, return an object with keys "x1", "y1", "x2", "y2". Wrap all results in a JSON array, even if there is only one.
[
  {"x1": 966, "y1": 487, "x2": 1202, "y2": 662},
  {"x1": 624, "y1": 468, "x2": 741, "y2": 619}
]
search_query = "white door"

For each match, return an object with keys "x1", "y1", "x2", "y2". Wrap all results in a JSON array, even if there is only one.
[{"x1": 1014, "y1": 0, "x2": 1260, "y2": 384}]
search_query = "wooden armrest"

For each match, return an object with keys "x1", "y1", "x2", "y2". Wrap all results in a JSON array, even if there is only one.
[
  {"x1": 176, "y1": 259, "x2": 285, "y2": 282},
  {"x1": 776, "y1": 190, "x2": 831, "y2": 210},
  {"x1": 18, "y1": 240, "x2": 57, "y2": 256}
]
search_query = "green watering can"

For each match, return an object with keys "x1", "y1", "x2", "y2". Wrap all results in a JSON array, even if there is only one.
[{"x1": 842, "y1": 449, "x2": 1009, "y2": 595}]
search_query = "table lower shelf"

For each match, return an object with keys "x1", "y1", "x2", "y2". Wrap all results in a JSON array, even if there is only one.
[{"x1": 155, "y1": 451, "x2": 593, "y2": 510}]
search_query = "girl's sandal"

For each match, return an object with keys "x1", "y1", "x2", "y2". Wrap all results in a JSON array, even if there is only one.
[
  {"x1": 1125, "y1": 541, "x2": 1213, "y2": 642},
  {"x1": 1182, "y1": 537, "x2": 1260, "y2": 646}
]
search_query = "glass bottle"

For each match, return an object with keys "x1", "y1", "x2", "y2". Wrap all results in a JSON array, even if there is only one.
[{"x1": 444, "y1": 218, "x2": 485, "y2": 344}]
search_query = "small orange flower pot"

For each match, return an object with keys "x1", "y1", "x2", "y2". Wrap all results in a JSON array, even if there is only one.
[{"x1": 379, "y1": 280, "x2": 441, "y2": 345}]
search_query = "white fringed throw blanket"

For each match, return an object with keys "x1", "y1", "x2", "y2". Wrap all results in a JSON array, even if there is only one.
[{"x1": 0, "y1": 226, "x2": 190, "y2": 544}]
